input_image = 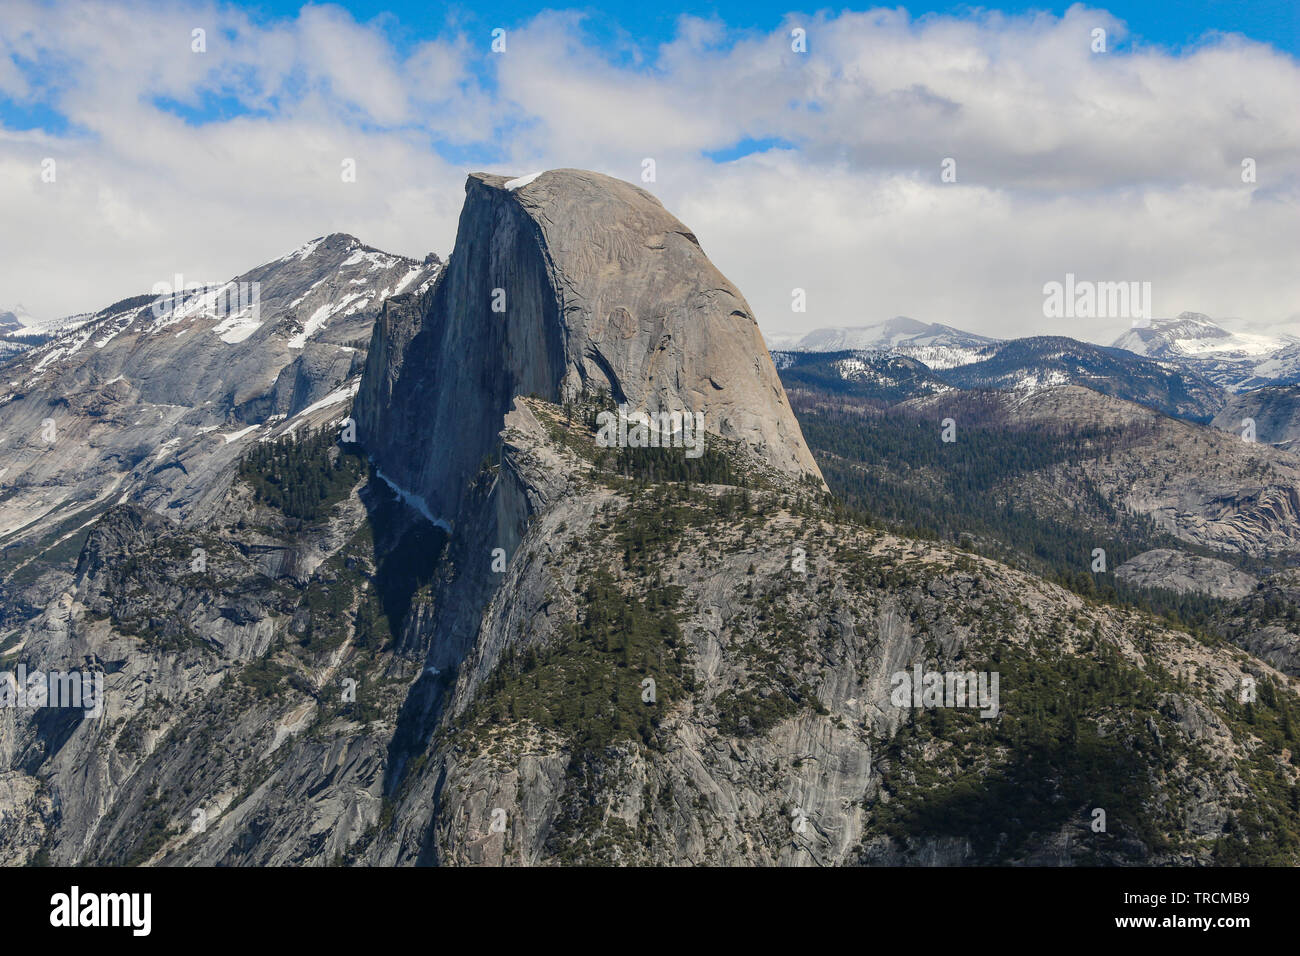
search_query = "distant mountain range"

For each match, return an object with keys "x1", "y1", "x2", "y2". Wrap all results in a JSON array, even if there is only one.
[
  {"x1": 773, "y1": 350, "x2": 952, "y2": 405},
  {"x1": 941, "y1": 336, "x2": 1225, "y2": 422},
  {"x1": 1112, "y1": 312, "x2": 1300, "y2": 391},
  {"x1": 774, "y1": 337, "x2": 1225, "y2": 422},
  {"x1": 769, "y1": 312, "x2": 1299, "y2": 394},
  {"x1": 765, "y1": 316, "x2": 1001, "y2": 369},
  {"x1": 770, "y1": 312, "x2": 1300, "y2": 429},
  {"x1": 0, "y1": 304, "x2": 35, "y2": 335}
]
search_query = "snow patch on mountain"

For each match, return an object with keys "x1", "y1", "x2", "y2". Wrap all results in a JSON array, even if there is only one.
[
  {"x1": 222, "y1": 424, "x2": 261, "y2": 443},
  {"x1": 1007, "y1": 369, "x2": 1071, "y2": 393},
  {"x1": 831, "y1": 355, "x2": 938, "y2": 389},
  {"x1": 287, "y1": 293, "x2": 371, "y2": 348},
  {"x1": 891, "y1": 344, "x2": 997, "y2": 371},
  {"x1": 293, "y1": 381, "x2": 359, "y2": 419},
  {"x1": 390, "y1": 265, "x2": 424, "y2": 296},
  {"x1": 1111, "y1": 312, "x2": 1300, "y2": 390},
  {"x1": 775, "y1": 317, "x2": 1002, "y2": 371},
  {"x1": 340, "y1": 248, "x2": 401, "y2": 272},
  {"x1": 373, "y1": 467, "x2": 451, "y2": 530},
  {"x1": 213, "y1": 307, "x2": 264, "y2": 344},
  {"x1": 504, "y1": 171, "x2": 543, "y2": 190}
]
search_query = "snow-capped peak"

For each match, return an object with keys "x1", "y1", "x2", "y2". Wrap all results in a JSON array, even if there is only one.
[
  {"x1": 773, "y1": 317, "x2": 1002, "y2": 371},
  {"x1": 0, "y1": 303, "x2": 36, "y2": 329},
  {"x1": 283, "y1": 233, "x2": 366, "y2": 263},
  {"x1": 1113, "y1": 312, "x2": 1281, "y2": 357},
  {"x1": 1111, "y1": 312, "x2": 1300, "y2": 390}
]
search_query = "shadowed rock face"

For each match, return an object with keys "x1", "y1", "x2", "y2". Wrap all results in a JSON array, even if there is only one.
[{"x1": 355, "y1": 169, "x2": 823, "y2": 526}]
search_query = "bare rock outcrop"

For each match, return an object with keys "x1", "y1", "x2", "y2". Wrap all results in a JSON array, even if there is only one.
[
  {"x1": 354, "y1": 169, "x2": 823, "y2": 533},
  {"x1": 1116, "y1": 548, "x2": 1258, "y2": 599}
]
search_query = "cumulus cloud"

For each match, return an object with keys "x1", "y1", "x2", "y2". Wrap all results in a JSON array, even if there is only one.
[{"x1": 1, "y1": 0, "x2": 1297, "y2": 342}]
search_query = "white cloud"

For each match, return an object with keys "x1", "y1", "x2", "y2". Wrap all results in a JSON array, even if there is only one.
[{"x1": 1, "y1": 1, "x2": 1297, "y2": 342}]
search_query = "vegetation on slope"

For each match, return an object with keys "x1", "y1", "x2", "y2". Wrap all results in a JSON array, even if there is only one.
[
  {"x1": 796, "y1": 403, "x2": 1240, "y2": 629},
  {"x1": 238, "y1": 426, "x2": 366, "y2": 522}
]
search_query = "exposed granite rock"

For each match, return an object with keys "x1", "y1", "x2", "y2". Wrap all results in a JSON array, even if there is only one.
[
  {"x1": 374, "y1": 397, "x2": 1298, "y2": 866},
  {"x1": 355, "y1": 169, "x2": 823, "y2": 535},
  {"x1": 1212, "y1": 570, "x2": 1300, "y2": 676},
  {"x1": 0, "y1": 236, "x2": 439, "y2": 624},
  {"x1": 1116, "y1": 549, "x2": 1258, "y2": 599},
  {"x1": 1212, "y1": 385, "x2": 1300, "y2": 452}
]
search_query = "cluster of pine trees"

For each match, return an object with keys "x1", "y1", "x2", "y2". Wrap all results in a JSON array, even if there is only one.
[
  {"x1": 237, "y1": 425, "x2": 364, "y2": 521},
  {"x1": 461, "y1": 564, "x2": 689, "y2": 754}
]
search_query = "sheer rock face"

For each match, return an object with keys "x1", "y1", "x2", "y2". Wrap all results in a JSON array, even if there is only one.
[{"x1": 355, "y1": 169, "x2": 822, "y2": 527}]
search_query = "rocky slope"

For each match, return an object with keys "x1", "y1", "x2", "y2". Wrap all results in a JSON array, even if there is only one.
[
  {"x1": 1211, "y1": 571, "x2": 1300, "y2": 678},
  {"x1": 0, "y1": 236, "x2": 439, "y2": 622},
  {"x1": 0, "y1": 453, "x2": 434, "y2": 866},
  {"x1": 789, "y1": 374, "x2": 1300, "y2": 696},
  {"x1": 393, "y1": 397, "x2": 1300, "y2": 866},
  {"x1": 1116, "y1": 549, "x2": 1258, "y2": 600},
  {"x1": 901, "y1": 385, "x2": 1300, "y2": 558}
]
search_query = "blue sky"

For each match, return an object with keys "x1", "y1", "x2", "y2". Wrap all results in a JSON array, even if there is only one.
[
  {"x1": 227, "y1": 1, "x2": 1300, "y2": 55},
  {"x1": 3, "y1": 1, "x2": 1298, "y2": 339},
  {"x1": 5, "y1": 2, "x2": 1298, "y2": 141}
]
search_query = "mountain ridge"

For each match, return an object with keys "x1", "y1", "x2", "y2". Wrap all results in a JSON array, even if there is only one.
[
  {"x1": 1111, "y1": 312, "x2": 1300, "y2": 391},
  {"x1": 1, "y1": 170, "x2": 1298, "y2": 867},
  {"x1": 0, "y1": 233, "x2": 440, "y2": 620},
  {"x1": 766, "y1": 312, "x2": 1300, "y2": 396}
]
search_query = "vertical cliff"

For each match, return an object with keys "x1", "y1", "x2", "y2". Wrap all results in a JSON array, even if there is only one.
[{"x1": 354, "y1": 169, "x2": 823, "y2": 532}]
